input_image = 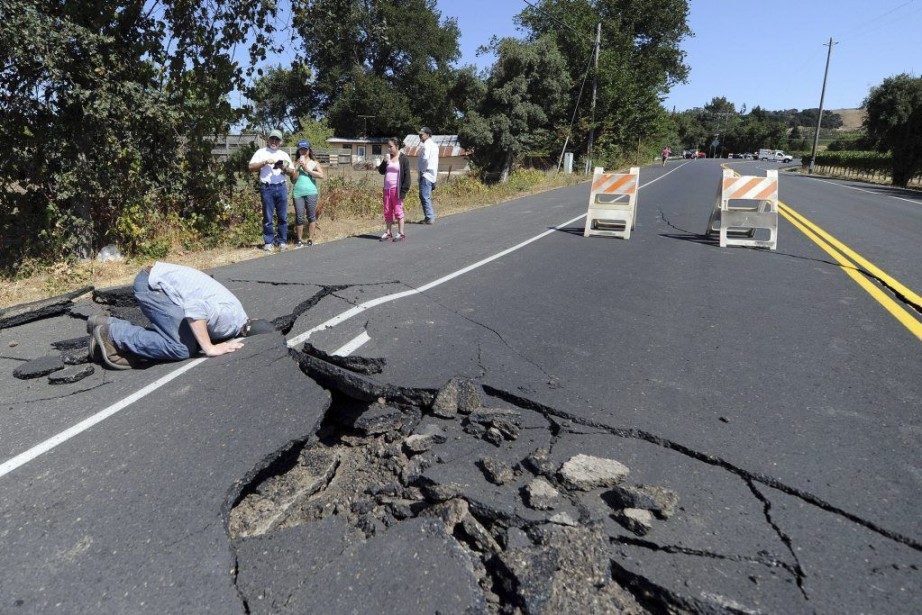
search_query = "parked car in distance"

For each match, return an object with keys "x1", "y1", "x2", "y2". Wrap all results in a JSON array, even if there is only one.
[{"x1": 758, "y1": 149, "x2": 794, "y2": 163}]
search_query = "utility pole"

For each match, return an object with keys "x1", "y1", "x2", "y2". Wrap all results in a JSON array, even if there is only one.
[
  {"x1": 809, "y1": 38, "x2": 835, "y2": 175},
  {"x1": 358, "y1": 115, "x2": 376, "y2": 138},
  {"x1": 585, "y1": 22, "x2": 601, "y2": 174}
]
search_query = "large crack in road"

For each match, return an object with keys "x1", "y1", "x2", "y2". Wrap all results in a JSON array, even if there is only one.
[{"x1": 6, "y1": 283, "x2": 920, "y2": 614}]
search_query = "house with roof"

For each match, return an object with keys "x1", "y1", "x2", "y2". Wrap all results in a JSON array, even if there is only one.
[
  {"x1": 402, "y1": 134, "x2": 471, "y2": 176},
  {"x1": 324, "y1": 135, "x2": 471, "y2": 175}
]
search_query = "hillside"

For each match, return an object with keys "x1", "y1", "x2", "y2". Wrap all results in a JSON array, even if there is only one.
[{"x1": 830, "y1": 108, "x2": 866, "y2": 131}]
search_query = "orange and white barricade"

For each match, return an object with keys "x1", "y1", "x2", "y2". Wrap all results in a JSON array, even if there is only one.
[
  {"x1": 584, "y1": 167, "x2": 639, "y2": 239},
  {"x1": 706, "y1": 169, "x2": 778, "y2": 250}
]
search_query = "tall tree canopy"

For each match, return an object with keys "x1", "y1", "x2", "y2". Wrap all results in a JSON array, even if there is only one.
[
  {"x1": 863, "y1": 73, "x2": 922, "y2": 187},
  {"x1": 458, "y1": 37, "x2": 572, "y2": 182},
  {"x1": 517, "y1": 0, "x2": 692, "y2": 161},
  {"x1": 293, "y1": 0, "x2": 465, "y2": 136},
  {"x1": 0, "y1": 0, "x2": 277, "y2": 263}
]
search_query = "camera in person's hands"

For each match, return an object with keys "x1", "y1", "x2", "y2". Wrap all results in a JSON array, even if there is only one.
[{"x1": 273, "y1": 160, "x2": 287, "y2": 170}]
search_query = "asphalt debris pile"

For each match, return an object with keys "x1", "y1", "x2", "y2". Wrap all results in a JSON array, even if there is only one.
[
  {"x1": 229, "y1": 374, "x2": 680, "y2": 614},
  {"x1": 6, "y1": 283, "x2": 151, "y2": 383}
]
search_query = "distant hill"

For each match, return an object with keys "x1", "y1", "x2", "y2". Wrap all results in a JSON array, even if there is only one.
[{"x1": 830, "y1": 108, "x2": 866, "y2": 131}]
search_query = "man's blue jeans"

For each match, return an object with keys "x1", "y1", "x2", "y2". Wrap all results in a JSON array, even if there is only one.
[
  {"x1": 418, "y1": 176, "x2": 435, "y2": 221},
  {"x1": 260, "y1": 183, "x2": 288, "y2": 245},
  {"x1": 108, "y1": 269, "x2": 198, "y2": 361}
]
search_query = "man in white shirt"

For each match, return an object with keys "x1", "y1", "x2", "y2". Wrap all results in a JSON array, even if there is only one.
[
  {"x1": 248, "y1": 129, "x2": 296, "y2": 251},
  {"x1": 417, "y1": 127, "x2": 439, "y2": 224},
  {"x1": 86, "y1": 262, "x2": 273, "y2": 369}
]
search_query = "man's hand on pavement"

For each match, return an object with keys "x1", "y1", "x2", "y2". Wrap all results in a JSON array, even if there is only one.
[{"x1": 203, "y1": 340, "x2": 244, "y2": 357}]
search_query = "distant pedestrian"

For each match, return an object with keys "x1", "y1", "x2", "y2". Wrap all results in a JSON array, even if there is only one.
[
  {"x1": 377, "y1": 137, "x2": 410, "y2": 242},
  {"x1": 248, "y1": 129, "x2": 296, "y2": 252},
  {"x1": 86, "y1": 262, "x2": 273, "y2": 369},
  {"x1": 417, "y1": 127, "x2": 438, "y2": 224},
  {"x1": 661, "y1": 146, "x2": 672, "y2": 166},
  {"x1": 292, "y1": 140, "x2": 325, "y2": 248}
]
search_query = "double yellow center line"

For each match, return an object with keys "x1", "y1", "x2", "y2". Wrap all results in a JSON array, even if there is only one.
[{"x1": 778, "y1": 202, "x2": 922, "y2": 342}]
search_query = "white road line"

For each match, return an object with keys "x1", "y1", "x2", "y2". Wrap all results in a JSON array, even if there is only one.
[
  {"x1": 2, "y1": 168, "x2": 678, "y2": 479},
  {"x1": 793, "y1": 175, "x2": 922, "y2": 205},
  {"x1": 286, "y1": 166, "x2": 683, "y2": 349},
  {"x1": 332, "y1": 331, "x2": 371, "y2": 356},
  {"x1": 0, "y1": 359, "x2": 206, "y2": 479}
]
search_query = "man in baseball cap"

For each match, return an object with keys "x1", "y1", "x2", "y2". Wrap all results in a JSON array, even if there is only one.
[{"x1": 248, "y1": 129, "x2": 295, "y2": 251}]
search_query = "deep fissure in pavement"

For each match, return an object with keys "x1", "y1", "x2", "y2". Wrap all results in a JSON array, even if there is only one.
[{"x1": 228, "y1": 357, "x2": 680, "y2": 614}]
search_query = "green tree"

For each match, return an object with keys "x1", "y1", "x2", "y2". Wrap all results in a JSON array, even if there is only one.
[
  {"x1": 458, "y1": 37, "x2": 572, "y2": 182},
  {"x1": 863, "y1": 73, "x2": 922, "y2": 187},
  {"x1": 0, "y1": 0, "x2": 277, "y2": 267},
  {"x1": 517, "y1": 0, "x2": 692, "y2": 158},
  {"x1": 293, "y1": 0, "x2": 464, "y2": 136},
  {"x1": 247, "y1": 64, "x2": 316, "y2": 134}
]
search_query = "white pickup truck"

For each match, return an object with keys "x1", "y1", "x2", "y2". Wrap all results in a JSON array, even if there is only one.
[{"x1": 757, "y1": 149, "x2": 794, "y2": 163}]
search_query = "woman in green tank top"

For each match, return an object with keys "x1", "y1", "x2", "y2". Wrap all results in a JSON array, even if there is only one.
[{"x1": 292, "y1": 140, "x2": 325, "y2": 247}]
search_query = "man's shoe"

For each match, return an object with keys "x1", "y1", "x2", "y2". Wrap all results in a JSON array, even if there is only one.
[
  {"x1": 93, "y1": 324, "x2": 133, "y2": 370},
  {"x1": 278, "y1": 243, "x2": 289, "y2": 251},
  {"x1": 263, "y1": 244, "x2": 275, "y2": 253},
  {"x1": 423, "y1": 218, "x2": 434, "y2": 225},
  {"x1": 86, "y1": 313, "x2": 110, "y2": 334}
]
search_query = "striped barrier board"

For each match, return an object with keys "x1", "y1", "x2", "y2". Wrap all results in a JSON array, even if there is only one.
[
  {"x1": 706, "y1": 169, "x2": 778, "y2": 250},
  {"x1": 584, "y1": 167, "x2": 640, "y2": 239}
]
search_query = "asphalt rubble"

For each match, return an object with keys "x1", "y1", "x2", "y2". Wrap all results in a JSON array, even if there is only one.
[{"x1": 229, "y1": 364, "x2": 686, "y2": 614}]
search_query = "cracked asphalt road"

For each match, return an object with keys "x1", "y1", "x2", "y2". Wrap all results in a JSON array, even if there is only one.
[{"x1": 1, "y1": 159, "x2": 920, "y2": 613}]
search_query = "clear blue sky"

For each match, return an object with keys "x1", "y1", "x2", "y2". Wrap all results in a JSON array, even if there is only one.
[{"x1": 444, "y1": 0, "x2": 922, "y2": 112}]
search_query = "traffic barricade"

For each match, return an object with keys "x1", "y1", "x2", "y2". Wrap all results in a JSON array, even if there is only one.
[
  {"x1": 706, "y1": 169, "x2": 778, "y2": 250},
  {"x1": 584, "y1": 167, "x2": 640, "y2": 239}
]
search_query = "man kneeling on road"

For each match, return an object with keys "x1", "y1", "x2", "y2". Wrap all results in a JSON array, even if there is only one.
[{"x1": 87, "y1": 262, "x2": 273, "y2": 369}]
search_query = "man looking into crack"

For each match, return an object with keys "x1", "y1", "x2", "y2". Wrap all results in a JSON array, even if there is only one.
[{"x1": 86, "y1": 262, "x2": 273, "y2": 370}]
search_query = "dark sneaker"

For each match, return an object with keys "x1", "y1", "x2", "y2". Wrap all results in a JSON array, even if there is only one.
[
  {"x1": 306, "y1": 239, "x2": 313, "y2": 246},
  {"x1": 86, "y1": 313, "x2": 110, "y2": 334},
  {"x1": 393, "y1": 233, "x2": 406, "y2": 242},
  {"x1": 423, "y1": 218, "x2": 434, "y2": 225},
  {"x1": 296, "y1": 241, "x2": 304, "y2": 248},
  {"x1": 93, "y1": 324, "x2": 133, "y2": 370}
]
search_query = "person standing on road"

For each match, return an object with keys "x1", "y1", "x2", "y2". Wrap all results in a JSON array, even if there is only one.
[
  {"x1": 86, "y1": 262, "x2": 273, "y2": 370},
  {"x1": 377, "y1": 137, "x2": 410, "y2": 242},
  {"x1": 292, "y1": 140, "x2": 325, "y2": 248},
  {"x1": 417, "y1": 127, "x2": 438, "y2": 224},
  {"x1": 248, "y1": 129, "x2": 295, "y2": 252},
  {"x1": 661, "y1": 146, "x2": 672, "y2": 166}
]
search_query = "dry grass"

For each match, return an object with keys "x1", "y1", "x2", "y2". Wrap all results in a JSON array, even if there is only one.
[
  {"x1": 830, "y1": 108, "x2": 866, "y2": 131},
  {"x1": 0, "y1": 172, "x2": 585, "y2": 309}
]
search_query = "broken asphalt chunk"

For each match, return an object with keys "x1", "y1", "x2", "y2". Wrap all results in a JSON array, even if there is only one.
[
  {"x1": 48, "y1": 364, "x2": 95, "y2": 384},
  {"x1": 558, "y1": 454, "x2": 630, "y2": 491},
  {"x1": 478, "y1": 457, "x2": 516, "y2": 485},
  {"x1": 13, "y1": 355, "x2": 65, "y2": 380},
  {"x1": 615, "y1": 508, "x2": 655, "y2": 536},
  {"x1": 431, "y1": 376, "x2": 483, "y2": 418},
  {"x1": 523, "y1": 478, "x2": 559, "y2": 511},
  {"x1": 333, "y1": 400, "x2": 406, "y2": 436},
  {"x1": 403, "y1": 423, "x2": 448, "y2": 454},
  {"x1": 0, "y1": 286, "x2": 92, "y2": 330},
  {"x1": 604, "y1": 484, "x2": 679, "y2": 520}
]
